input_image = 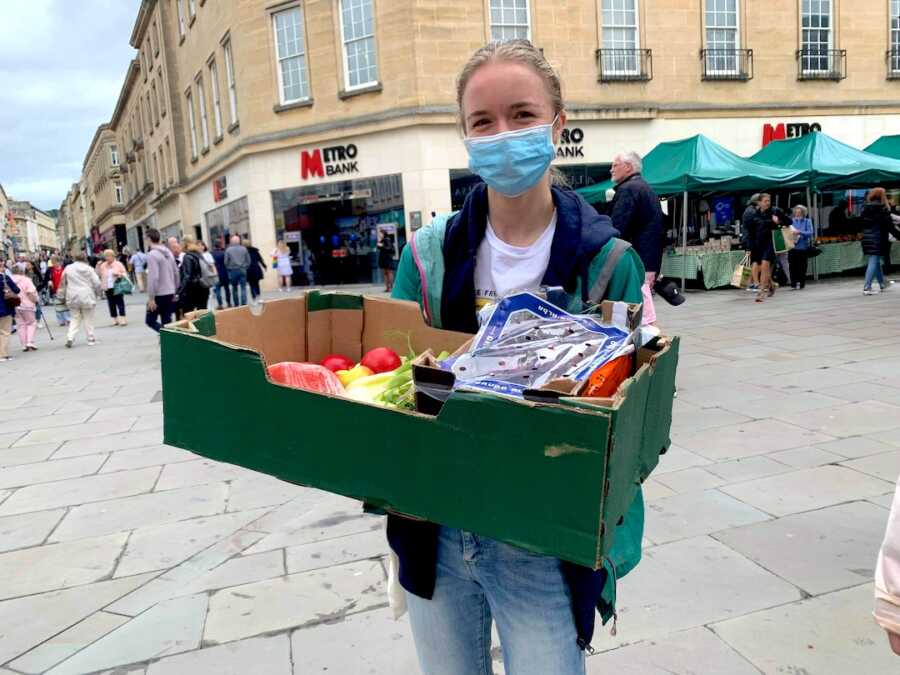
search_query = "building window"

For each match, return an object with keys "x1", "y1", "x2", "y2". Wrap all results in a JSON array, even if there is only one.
[
  {"x1": 153, "y1": 20, "x2": 160, "y2": 55},
  {"x1": 489, "y1": 0, "x2": 530, "y2": 41},
  {"x1": 151, "y1": 80, "x2": 160, "y2": 124},
  {"x1": 223, "y1": 37, "x2": 239, "y2": 126},
  {"x1": 186, "y1": 90, "x2": 198, "y2": 159},
  {"x1": 157, "y1": 71, "x2": 166, "y2": 116},
  {"x1": 704, "y1": 0, "x2": 739, "y2": 74},
  {"x1": 114, "y1": 183, "x2": 124, "y2": 204},
  {"x1": 339, "y1": 0, "x2": 379, "y2": 89},
  {"x1": 109, "y1": 144, "x2": 119, "y2": 166},
  {"x1": 600, "y1": 0, "x2": 641, "y2": 76},
  {"x1": 196, "y1": 76, "x2": 210, "y2": 150},
  {"x1": 177, "y1": 0, "x2": 186, "y2": 37},
  {"x1": 800, "y1": 0, "x2": 833, "y2": 73},
  {"x1": 188, "y1": 0, "x2": 196, "y2": 18},
  {"x1": 209, "y1": 60, "x2": 223, "y2": 138},
  {"x1": 165, "y1": 137, "x2": 175, "y2": 184},
  {"x1": 273, "y1": 6, "x2": 311, "y2": 104},
  {"x1": 153, "y1": 152, "x2": 161, "y2": 193},
  {"x1": 891, "y1": 0, "x2": 900, "y2": 75}
]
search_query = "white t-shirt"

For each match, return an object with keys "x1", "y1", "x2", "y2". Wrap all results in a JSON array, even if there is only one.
[
  {"x1": 106, "y1": 270, "x2": 115, "y2": 289},
  {"x1": 474, "y1": 211, "x2": 557, "y2": 312}
]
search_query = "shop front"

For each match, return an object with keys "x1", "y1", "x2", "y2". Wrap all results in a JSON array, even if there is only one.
[
  {"x1": 127, "y1": 213, "x2": 156, "y2": 253},
  {"x1": 271, "y1": 173, "x2": 404, "y2": 286}
]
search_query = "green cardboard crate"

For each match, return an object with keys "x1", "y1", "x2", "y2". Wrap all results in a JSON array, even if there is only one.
[{"x1": 160, "y1": 292, "x2": 679, "y2": 569}]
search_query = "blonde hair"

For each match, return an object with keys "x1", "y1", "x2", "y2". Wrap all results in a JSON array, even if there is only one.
[
  {"x1": 456, "y1": 39, "x2": 568, "y2": 186},
  {"x1": 182, "y1": 234, "x2": 202, "y2": 252},
  {"x1": 868, "y1": 187, "x2": 888, "y2": 206},
  {"x1": 102, "y1": 249, "x2": 115, "y2": 258}
]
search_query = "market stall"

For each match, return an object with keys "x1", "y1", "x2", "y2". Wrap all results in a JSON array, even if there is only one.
[{"x1": 864, "y1": 135, "x2": 900, "y2": 161}]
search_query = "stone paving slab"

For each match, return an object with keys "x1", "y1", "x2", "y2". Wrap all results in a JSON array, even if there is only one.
[
  {"x1": 672, "y1": 418, "x2": 836, "y2": 462},
  {"x1": 644, "y1": 489, "x2": 770, "y2": 544},
  {"x1": 0, "y1": 454, "x2": 107, "y2": 490},
  {"x1": 711, "y1": 584, "x2": 897, "y2": 675},
  {"x1": 0, "y1": 442, "x2": 61, "y2": 468},
  {"x1": 145, "y1": 634, "x2": 292, "y2": 675}
]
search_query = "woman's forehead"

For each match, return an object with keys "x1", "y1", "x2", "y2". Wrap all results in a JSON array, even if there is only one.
[{"x1": 462, "y1": 61, "x2": 548, "y2": 112}]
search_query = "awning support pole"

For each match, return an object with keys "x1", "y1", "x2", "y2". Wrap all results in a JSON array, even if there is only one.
[{"x1": 681, "y1": 190, "x2": 688, "y2": 292}]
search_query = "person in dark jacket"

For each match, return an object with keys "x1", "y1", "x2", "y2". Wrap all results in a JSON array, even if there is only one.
[
  {"x1": 741, "y1": 195, "x2": 762, "y2": 290},
  {"x1": 210, "y1": 239, "x2": 232, "y2": 309},
  {"x1": 243, "y1": 238, "x2": 267, "y2": 301},
  {"x1": 861, "y1": 188, "x2": 899, "y2": 295},
  {"x1": 750, "y1": 193, "x2": 778, "y2": 302},
  {"x1": 610, "y1": 151, "x2": 663, "y2": 323},
  {"x1": 0, "y1": 268, "x2": 22, "y2": 362},
  {"x1": 176, "y1": 236, "x2": 209, "y2": 312}
]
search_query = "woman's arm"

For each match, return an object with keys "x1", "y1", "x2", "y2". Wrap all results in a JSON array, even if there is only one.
[{"x1": 391, "y1": 245, "x2": 421, "y2": 303}]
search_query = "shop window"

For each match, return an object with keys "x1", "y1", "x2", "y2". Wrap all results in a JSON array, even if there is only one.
[
  {"x1": 205, "y1": 195, "x2": 249, "y2": 247},
  {"x1": 273, "y1": 6, "x2": 311, "y2": 104},
  {"x1": 339, "y1": 0, "x2": 379, "y2": 90},
  {"x1": 489, "y1": 0, "x2": 530, "y2": 42}
]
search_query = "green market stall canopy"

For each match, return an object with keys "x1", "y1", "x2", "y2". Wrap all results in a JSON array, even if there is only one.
[{"x1": 864, "y1": 135, "x2": 900, "y2": 161}]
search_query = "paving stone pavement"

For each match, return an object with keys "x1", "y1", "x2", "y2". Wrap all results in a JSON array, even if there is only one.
[{"x1": 0, "y1": 279, "x2": 898, "y2": 674}]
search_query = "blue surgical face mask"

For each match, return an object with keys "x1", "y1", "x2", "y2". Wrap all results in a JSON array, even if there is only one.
[{"x1": 464, "y1": 118, "x2": 558, "y2": 197}]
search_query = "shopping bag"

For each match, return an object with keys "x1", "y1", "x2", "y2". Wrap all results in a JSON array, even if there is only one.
[
  {"x1": 772, "y1": 227, "x2": 796, "y2": 254},
  {"x1": 113, "y1": 276, "x2": 134, "y2": 296},
  {"x1": 731, "y1": 253, "x2": 752, "y2": 288}
]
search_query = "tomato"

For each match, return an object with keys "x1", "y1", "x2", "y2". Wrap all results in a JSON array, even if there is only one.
[
  {"x1": 320, "y1": 354, "x2": 355, "y2": 372},
  {"x1": 360, "y1": 347, "x2": 402, "y2": 374},
  {"x1": 267, "y1": 362, "x2": 345, "y2": 395}
]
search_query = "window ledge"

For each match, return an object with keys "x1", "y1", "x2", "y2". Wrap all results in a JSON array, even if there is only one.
[
  {"x1": 161, "y1": 110, "x2": 167, "y2": 118},
  {"x1": 273, "y1": 98, "x2": 314, "y2": 113},
  {"x1": 190, "y1": 156, "x2": 199, "y2": 164},
  {"x1": 338, "y1": 82, "x2": 383, "y2": 100},
  {"x1": 179, "y1": 34, "x2": 186, "y2": 46},
  {"x1": 189, "y1": 15, "x2": 196, "y2": 27},
  {"x1": 213, "y1": 135, "x2": 224, "y2": 145},
  {"x1": 201, "y1": 147, "x2": 210, "y2": 156},
  {"x1": 228, "y1": 121, "x2": 240, "y2": 134}
]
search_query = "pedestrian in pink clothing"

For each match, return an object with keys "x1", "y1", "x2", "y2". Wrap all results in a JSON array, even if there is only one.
[
  {"x1": 11, "y1": 265, "x2": 40, "y2": 351},
  {"x1": 875, "y1": 475, "x2": 900, "y2": 656}
]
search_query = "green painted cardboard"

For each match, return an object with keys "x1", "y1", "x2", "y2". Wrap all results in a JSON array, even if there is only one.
[{"x1": 160, "y1": 295, "x2": 678, "y2": 569}]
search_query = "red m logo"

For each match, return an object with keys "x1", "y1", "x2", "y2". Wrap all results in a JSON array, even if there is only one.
[
  {"x1": 761, "y1": 123, "x2": 786, "y2": 148},
  {"x1": 301, "y1": 149, "x2": 324, "y2": 179}
]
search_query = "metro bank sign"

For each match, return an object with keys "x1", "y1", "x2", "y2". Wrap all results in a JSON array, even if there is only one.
[
  {"x1": 300, "y1": 144, "x2": 360, "y2": 180},
  {"x1": 761, "y1": 122, "x2": 822, "y2": 148}
]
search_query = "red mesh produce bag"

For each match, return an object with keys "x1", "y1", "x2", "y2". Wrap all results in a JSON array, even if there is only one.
[{"x1": 267, "y1": 362, "x2": 345, "y2": 395}]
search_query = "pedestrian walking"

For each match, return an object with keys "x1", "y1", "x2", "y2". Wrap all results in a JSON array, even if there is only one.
[
  {"x1": 176, "y1": 236, "x2": 210, "y2": 313},
  {"x1": 861, "y1": 188, "x2": 899, "y2": 295},
  {"x1": 130, "y1": 249, "x2": 149, "y2": 292},
  {"x1": 788, "y1": 205, "x2": 814, "y2": 290},
  {"x1": 96, "y1": 249, "x2": 129, "y2": 326},
  {"x1": 10, "y1": 266, "x2": 39, "y2": 351},
  {"x1": 377, "y1": 231, "x2": 397, "y2": 293},
  {"x1": 167, "y1": 237, "x2": 184, "y2": 268},
  {"x1": 50, "y1": 255, "x2": 65, "y2": 296},
  {"x1": 0, "y1": 268, "x2": 21, "y2": 362},
  {"x1": 61, "y1": 252, "x2": 101, "y2": 348},
  {"x1": 211, "y1": 238, "x2": 232, "y2": 309},
  {"x1": 145, "y1": 228, "x2": 180, "y2": 332},
  {"x1": 244, "y1": 238, "x2": 267, "y2": 301},
  {"x1": 609, "y1": 150, "x2": 663, "y2": 324},
  {"x1": 272, "y1": 240, "x2": 293, "y2": 292},
  {"x1": 390, "y1": 39, "x2": 646, "y2": 674},
  {"x1": 741, "y1": 195, "x2": 761, "y2": 291},
  {"x1": 224, "y1": 235, "x2": 250, "y2": 306},
  {"x1": 874, "y1": 473, "x2": 900, "y2": 656},
  {"x1": 751, "y1": 193, "x2": 778, "y2": 302}
]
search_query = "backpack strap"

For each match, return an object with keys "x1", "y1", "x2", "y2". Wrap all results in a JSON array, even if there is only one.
[{"x1": 587, "y1": 239, "x2": 632, "y2": 305}]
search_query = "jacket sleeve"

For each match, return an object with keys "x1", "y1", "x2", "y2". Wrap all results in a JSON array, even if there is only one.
[
  {"x1": 875, "y1": 475, "x2": 900, "y2": 635},
  {"x1": 3, "y1": 273, "x2": 20, "y2": 295},
  {"x1": 606, "y1": 247, "x2": 647, "y2": 305},
  {"x1": 609, "y1": 185, "x2": 636, "y2": 240},
  {"x1": 146, "y1": 254, "x2": 159, "y2": 298},
  {"x1": 391, "y1": 244, "x2": 421, "y2": 303},
  {"x1": 89, "y1": 269, "x2": 102, "y2": 294}
]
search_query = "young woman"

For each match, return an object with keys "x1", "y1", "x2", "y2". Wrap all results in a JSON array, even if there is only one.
[
  {"x1": 10, "y1": 265, "x2": 40, "y2": 351},
  {"x1": 243, "y1": 238, "x2": 267, "y2": 301},
  {"x1": 177, "y1": 236, "x2": 211, "y2": 313},
  {"x1": 389, "y1": 40, "x2": 646, "y2": 675},
  {"x1": 95, "y1": 249, "x2": 128, "y2": 325},
  {"x1": 272, "y1": 240, "x2": 293, "y2": 292},
  {"x1": 750, "y1": 193, "x2": 778, "y2": 302},
  {"x1": 377, "y1": 231, "x2": 397, "y2": 292},
  {"x1": 862, "y1": 188, "x2": 895, "y2": 295}
]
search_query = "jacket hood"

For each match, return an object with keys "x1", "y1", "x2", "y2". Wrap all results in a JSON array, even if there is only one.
[{"x1": 151, "y1": 244, "x2": 176, "y2": 261}]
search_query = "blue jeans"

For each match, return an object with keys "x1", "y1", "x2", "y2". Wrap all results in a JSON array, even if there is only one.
[
  {"x1": 145, "y1": 294, "x2": 175, "y2": 333},
  {"x1": 405, "y1": 527, "x2": 585, "y2": 675},
  {"x1": 864, "y1": 254, "x2": 884, "y2": 290},
  {"x1": 213, "y1": 282, "x2": 232, "y2": 308},
  {"x1": 228, "y1": 269, "x2": 248, "y2": 306}
]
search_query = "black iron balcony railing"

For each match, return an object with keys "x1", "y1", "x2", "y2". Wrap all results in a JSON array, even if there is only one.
[
  {"x1": 596, "y1": 48, "x2": 652, "y2": 82},
  {"x1": 700, "y1": 48, "x2": 753, "y2": 81},
  {"x1": 887, "y1": 48, "x2": 900, "y2": 80},
  {"x1": 796, "y1": 48, "x2": 847, "y2": 81}
]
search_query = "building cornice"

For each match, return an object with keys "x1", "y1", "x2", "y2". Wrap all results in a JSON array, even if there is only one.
[
  {"x1": 129, "y1": 0, "x2": 157, "y2": 48},
  {"x1": 111, "y1": 60, "x2": 142, "y2": 128},
  {"x1": 82, "y1": 124, "x2": 112, "y2": 172}
]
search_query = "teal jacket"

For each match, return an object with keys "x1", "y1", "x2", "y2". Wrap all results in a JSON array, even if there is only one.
[{"x1": 388, "y1": 184, "x2": 646, "y2": 649}]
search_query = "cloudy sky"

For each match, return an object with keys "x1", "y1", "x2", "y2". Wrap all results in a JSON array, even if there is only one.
[{"x1": 0, "y1": 0, "x2": 141, "y2": 211}]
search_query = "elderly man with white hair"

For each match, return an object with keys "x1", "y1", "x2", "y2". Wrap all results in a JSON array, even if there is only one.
[{"x1": 609, "y1": 151, "x2": 664, "y2": 324}]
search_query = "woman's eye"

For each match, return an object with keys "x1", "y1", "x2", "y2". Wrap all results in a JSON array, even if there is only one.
[{"x1": 472, "y1": 119, "x2": 489, "y2": 128}]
